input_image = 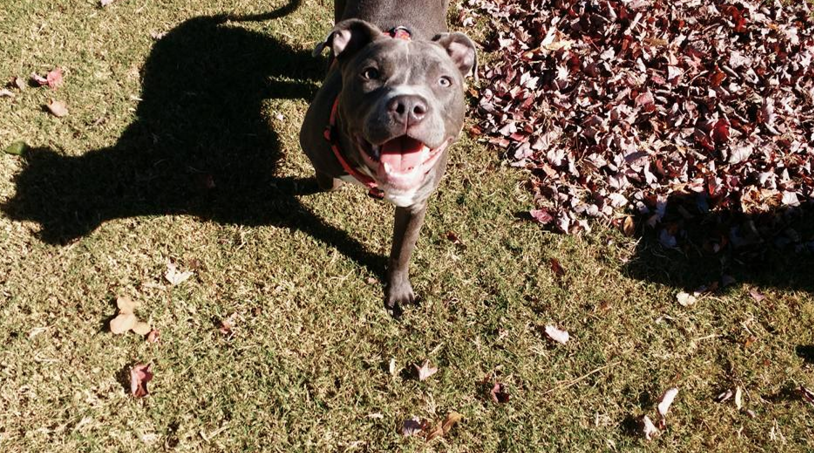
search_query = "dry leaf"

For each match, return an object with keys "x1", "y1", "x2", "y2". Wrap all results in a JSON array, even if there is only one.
[
  {"x1": 0, "y1": 89, "x2": 14, "y2": 98},
  {"x1": 101, "y1": 0, "x2": 119, "y2": 6},
  {"x1": 388, "y1": 358, "x2": 396, "y2": 375},
  {"x1": 130, "y1": 363, "x2": 153, "y2": 398},
  {"x1": 441, "y1": 411, "x2": 463, "y2": 434},
  {"x1": 676, "y1": 291, "x2": 697, "y2": 307},
  {"x1": 545, "y1": 325, "x2": 569, "y2": 344},
  {"x1": 402, "y1": 417, "x2": 423, "y2": 437},
  {"x1": 10, "y1": 76, "x2": 26, "y2": 90},
  {"x1": 658, "y1": 387, "x2": 679, "y2": 418},
  {"x1": 46, "y1": 100, "x2": 68, "y2": 117},
  {"x1": 132, "y1": 321, "x2": 151, "y2": 336},
  {"x1": 749, "y1": 288, "x2": 766, "y2": 302},
  {"x1": 219, "y1": 313, "x2": 237, "y2": 335},
  {"x1": 146, "y1": 329, "x2": 160, "y2": 343},
  {"x1": 45, "y1": 68, "x2": 63, "y2": 89},
  {"x1": 31, "y1": 72, "x2": 48, "y2": 86},
  {"x1": 415, "y1": 360, "x2": 438, "y2": 381},
  {"x1": 165, "y1": 262, "x2": 194, "y2": 286},
  {"x1": 110, "y1": 313, "x2": 137, "y2": 334},
  {"x1": 549, "y1": 258, "x2": 566, "y2": 277},
  {"x1": 735, "y1": 386, "x2": 743, "y2": 410},
  {"x1": 715, "y1": 389, "x2": 734, "y2": 403},
  {"x1": 800, "y1": 385, "x2": 814, "y2": 407},
  {"x1": 642, "y1": 415, "x2": 660, "y2": 440},
  {"x1": 117, "y1": 296, "x2": 139, "y2": 314},
  {"x1": 490, "y1": 382, "x2": 510, "y2": 403}
]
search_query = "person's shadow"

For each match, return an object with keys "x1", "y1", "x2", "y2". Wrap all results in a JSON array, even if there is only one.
[{"x1": 1, "y1": 2, "x2": 387, "y2": 276}]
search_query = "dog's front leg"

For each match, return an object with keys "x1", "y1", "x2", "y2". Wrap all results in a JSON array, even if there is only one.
[{"x1": 385, "y1": 202, "x2": 428, "y2": 308}]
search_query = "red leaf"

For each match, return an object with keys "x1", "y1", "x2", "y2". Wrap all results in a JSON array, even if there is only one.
[{"x1": 130, "y1": 363, "x2": 153, "y2": 398}]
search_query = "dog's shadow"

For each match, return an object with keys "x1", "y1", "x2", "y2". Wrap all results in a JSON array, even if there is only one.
[{"x1": 1, "y1": 5, "x2": 387, "y2": 277}]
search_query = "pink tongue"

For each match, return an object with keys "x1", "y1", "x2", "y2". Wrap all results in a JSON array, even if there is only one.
[{"x1": 379, "y1": 137, "x2": 426, "y2": 173}]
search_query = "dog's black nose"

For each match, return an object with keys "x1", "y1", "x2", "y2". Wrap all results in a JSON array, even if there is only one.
[{"x1": 388, "y1": 95, "x2": 428, "y2": 127}]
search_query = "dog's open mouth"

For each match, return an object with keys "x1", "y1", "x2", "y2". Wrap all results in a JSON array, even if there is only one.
[{"x1": 357, "y1": 135, "x2": 448, "y2": 191}]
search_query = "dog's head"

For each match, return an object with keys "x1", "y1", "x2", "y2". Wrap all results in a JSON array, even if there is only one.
[{"x1": 315, "y1": 19, "x2": 477, "y2": 195}]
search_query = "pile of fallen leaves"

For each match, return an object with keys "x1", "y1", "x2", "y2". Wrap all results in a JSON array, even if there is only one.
[{"x1": 462, "y1": 0, "x2": 813, "y2": 252}]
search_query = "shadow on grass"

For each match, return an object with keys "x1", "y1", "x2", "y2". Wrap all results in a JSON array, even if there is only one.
[
  {"x1": 1, "y1": 2, "x2": 387, "y2": 277},
  {"x1": 622, "y1": 193, "x2": 814, "y2": 294}
]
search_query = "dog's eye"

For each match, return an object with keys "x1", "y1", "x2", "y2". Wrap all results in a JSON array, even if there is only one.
[
  {"x1": 438, "y1": 76, "x2": 452, "y2": 87},
  {"x1": 362, "y1": 67, "x2": 380, "y2": 80}
]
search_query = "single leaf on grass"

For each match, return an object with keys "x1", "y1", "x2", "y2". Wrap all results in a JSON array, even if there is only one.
[
  {"x1": 110, "y1": 296, "x2": 151, "y2": 336},
  {"x1": 4, "y1": 141, "x2": 27, "y2": 156},
  {"x1": 490, "y1": 382, "x2": 510, "y2": 403},
  {"x1": 132, "y1": 321, "x2": 151, "y2": 336},
  {"x1": 402, "y1": 417, "x2": 423, "y2": 437},
  {"x1": 165, "y1": 262, "x2": 194, "y2": 286},
  {"x1": 715, "y1": 389, "x2": 734, "y2": 403},
  {"x1": 642, "y1": 415, "x2": 660, "y2": 440},
  {"x1": 46, "y1": 100, "x2": 68, "y2": 117},
  {"x1": 530, "y1": 209, "x2": 553, "y2": 225},
  {"x1": 800, "y1": 385, "x2": 814, "y2": 407},
  {"x1": 101, "y1": 0, "x2": 120, "y2": 6},
  {"x1": 414, "y1": 360, "x2": 438, "y2": 381},
  {"x1": 10, "y1": 76, "x2": 26, "y2": 90},
  {"x1": 117, "y1": 296, "x2": 139, "y2": 314},
  {"x1": 676, "y1": 291, "x2": 697, "y2": 307},
  {"x1": 388, "y1": 358, "x2": 396, "y2": 376},
  {"x1": 545, "y1": 325, "x2": 569, "y2": 344},
  {"x1": 130, "y1": 363, "x2": 153, "y2": 398},
  {"x1": 110, "y1": 312, "x2": 137, "y2": 334},
  {"x1": 445, "y1": 231, "x2": 465, "y2": 248},
  {"x1": 441, "y1": 411, "x2": 463, "y2": 434},
  {"x1": 735, "y1": 386, "x2": 743, "y2": 410},
  {"x1": 31, "y1": 72, "x2": 48, "y2": 86},
  {"x1": 146, "y1": 329, "x2": 160, "y2": 343},
  {"x1": 45, "y1": 68, "x2": 63, "y2": 89},
  {"x1": 0, "y1": 88, "x2": 14, "y2": 98},
  {"x1": 425, "y1": 413, "x2": 462, "y2": 442},
  {"x1": 622, "y1": 216, "x2": 635, "y2": 236},
  {"x1": 749, "y1": 288, "x2": 765, "y2": 302},
  {"x1": 549, "y1": 258, "x2": 565, "y2": 277},
  {"x1": 219, "y1": 313, "x2": 237, "y2": 335},
  {"x1": 658, "y1": 388, "x2": 679, "y2": 418}
]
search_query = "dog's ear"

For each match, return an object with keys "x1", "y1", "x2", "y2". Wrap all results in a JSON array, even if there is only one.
[
  {"x1": 313, "y1": 19, "x2": 384, "y2": 60},
  {"x1": 432, "y1": 33, "x2": 478, "y2": 81}
]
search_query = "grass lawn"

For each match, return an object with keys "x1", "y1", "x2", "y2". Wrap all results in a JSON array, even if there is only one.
[{"x1": 1, "y1": 0, "x2": 814, "y2": 451}]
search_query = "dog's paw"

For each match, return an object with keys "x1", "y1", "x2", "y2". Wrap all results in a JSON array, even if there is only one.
[{"x1": 385, "y1": 280, "x2": 418, "y2": 309}]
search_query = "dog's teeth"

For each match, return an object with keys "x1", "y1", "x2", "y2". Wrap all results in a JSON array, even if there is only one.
[{"x1": 383, "y1": 162, "x2": 392, "y2": 173}]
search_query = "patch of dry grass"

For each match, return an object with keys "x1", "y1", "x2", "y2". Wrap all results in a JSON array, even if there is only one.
[{"x1": 1, "y1": 0, "x2": 814, "y2": 451}]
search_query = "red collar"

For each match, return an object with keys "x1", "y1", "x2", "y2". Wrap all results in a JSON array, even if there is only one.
[
  {"x1": 323, "y1": 97, "x2": 384, "y2": 199},
  {"x1": 322, "y1": 27, "x2": 413, "y2": 200}
]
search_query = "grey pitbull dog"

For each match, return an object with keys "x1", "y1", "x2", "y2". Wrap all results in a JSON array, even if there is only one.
[{"x1": 299, "y1": 0, "x2": 477, "y2": 309}]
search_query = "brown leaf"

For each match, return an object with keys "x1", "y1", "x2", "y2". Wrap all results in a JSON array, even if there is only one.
[
  {"x1": 45, "y1": 68, "x2": 63, "y2": 89},
  {"x1": 622, "y1": 216, "x2": 635, "y2": 236},
  {"x1": 46, "y1": 100, "x2": 68, "y2": 117},
  {"x1": 800, "y1": 385, "x2": 814, "y2": 407},
  {"x1": 9, "y1": 76, "x2": 26, "y2": 90},
  {"x1": 117, "y1": 296, "x2": 139, "y2": 314},
  {"x1": 110, "y1": 313, "x2": 137, "y2": 334},
  {"x1": 219, "y1": 313, "x2": 237, "y2": 336},
  {"x1": 146, "y1": 329, "x2": 160, "y2": 343},
  {"x1": 490, "y1": 382, "x2": 510, "y2": 403},
  {"x1": 414, "y1": 360, "x2": 438, "y2": 381},
  {"x1": 749, "y1": 288, "x2": 766, "y2": 302},
  {"x1": 445, "y1": 231, "x2": 465, "y2": 248},
  {"x1": 549, "y1": 258, "x2": 565, "y2": 277},
  {"x1": 132, "y1": 321, "x2": 151, "y2": 336},
  {"x1": 441, "y1": 411, "x2": 463, "y2": 434},
  {"x1": 530, "y1": 209, "x2": 553, "y2": 225},
  {"x1": 401, "y1": 417, "x2": 423, "y2": 437},
  {"x1": 130, "y1": 363, "x2": 153, "y2": 398}
]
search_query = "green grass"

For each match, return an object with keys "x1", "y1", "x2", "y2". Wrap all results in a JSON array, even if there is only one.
[{"x1": 2, "y1": 0, "x2": 814, "y2": 451}]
